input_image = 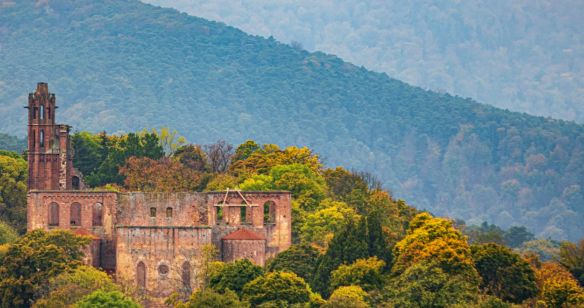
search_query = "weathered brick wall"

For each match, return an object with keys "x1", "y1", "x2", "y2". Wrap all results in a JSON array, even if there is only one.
[
  {"x1": 206, "y1": 191, "x2": 292, "y2": 257},
  {"x1": 222, "y1": 239, "x2": 266, "y2": 266},
  {"x1": 116, "y1": 192, "x2": 207, "y2": 227},
  {"x1": 115, "y1": 226, "x2": 212, "y2": 298},
  {"x1": 27, "y1": 191, "x2": 118, "y2": 270}
]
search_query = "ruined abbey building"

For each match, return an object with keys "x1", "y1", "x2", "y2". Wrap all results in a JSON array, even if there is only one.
[{"x1": 26, "y1": 83, "x2": 292, "y2": 298}]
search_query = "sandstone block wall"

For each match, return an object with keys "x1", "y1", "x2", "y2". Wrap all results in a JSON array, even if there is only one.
[
  {"x1": 206, "y1": 191, "x2": 292, "y2": 258},
  {"x1": 222, "y1": 239, "x2": 266, "y2": 266},
  {"x1": 116, "y1": 192, "x2": 207, "y2": 227},
  {"x1": 115, "y1": 226, "x2": 212, "y2": 298}
]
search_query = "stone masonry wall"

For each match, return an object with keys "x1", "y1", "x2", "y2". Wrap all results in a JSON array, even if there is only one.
[
  {"x1": 27, "y1": 191, "x2": 118, "y2": 270},
  {"x1": 115, "y1": 226, "x2": 212, "y2": 298}
]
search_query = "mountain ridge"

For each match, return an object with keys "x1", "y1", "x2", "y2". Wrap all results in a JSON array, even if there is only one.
[{"x1": 1, "y1": 0, "x2": 583, "y2": 241}]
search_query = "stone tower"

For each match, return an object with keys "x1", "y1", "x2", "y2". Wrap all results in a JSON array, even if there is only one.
[{"x1": 27, "y1": 82, "x2": 75, "y2": 190}]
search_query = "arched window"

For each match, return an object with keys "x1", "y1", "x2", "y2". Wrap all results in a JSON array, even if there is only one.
[
  {"x1": 92, "y1": 203, "x2": 103, "y2": 226},
  {"x1": 39, "y1": 129, "x2": 44, "y2": 148},
  {"x1": 150, "y1": 207, "x2": 157, "y2": 217},
  {"x1": 72, "y1": 176, "x2": 80, "y2": 190},
  {"x1": 240, "y1": 206, "x2": 247, "y2": 225},
  {"x1": 182, "y1": 262, "x2": 191, "y2": 291},
  {"x1": 264, "y1": 201, "x2": 276, "y2": 223},
  {"x1": 137, "y1": 261, "x2": 146, "y2": 291},
  {"x1": 40, "y1": 105, "x2": 44, "y2": 120},
  {"x1": 166, "y1": 207, "x2": 173, "y2": 218},
  {"x1": 70, "y1": 203, "x2": 81, "y2": 226},
  {"x1": 48, "y1": 202, "x2": 59, "y2": 226}
]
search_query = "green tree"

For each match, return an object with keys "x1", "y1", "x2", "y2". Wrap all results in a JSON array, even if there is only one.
[
  {"x1": 0, "y1": 230, "x2": 90, "y2": 307},
  {"x1": 176, "y1": 289, "x2": 248, "y2": 308},
  {"x1": 312, "y1": 219, "x2": 369, "y2": 298},
  {"x1": 75, "y1": 290, "x2": 139, "y2": 308},
  {"x1": 323, "y1": 167, "x2": 369, "y2": 202},
  {"x1": 209, "y1": 259, "x2": 263, "y2": 295},
  {"x1": 238, "y1": 174, "x2": 274, "y2": 191},
  {"x1": 504, "y1": 226, "x2": 535, "y2": 248},
  {"x1": 299, "y1": 199, "x2": 360, "y2": 250},
  {"x1": 0, "y1": 152, "x2": 27, "y2": 233},
  {"x1": 149, "y1": 127, "x2": 186, "y2": 156},
  {"x1": 392, "y1": 213, "x2": 477, "y2": 277},
  {"x1": 174, "y1": 144, "x2": 208, "y2": 172},
  {"x1": 383, "y1": 261, "x2": 479, "y2": 307},
  {"x1": 232, "y1": 140, "x2": 260, "y2": 162},
  {"x1": 558, "y1": 239, "x2": 584, "y2": 286},
  {"x1": 34, "y1": 265, "x2": 118, "y2": 308},
  {"x1": 72, "y1": 132, "x2": 105, "y2": 177},
  {"x1": 204, "y1": 174, "x2": 240, "y2": 191},
  {"x1": 0, "y1": 220, "x2": 18, "y2": 244},
  {"x1": 270, "y1": 164, "x2": 327, "y2": 211},
  {"x1": 242, "y1": 272, "x2": 313, "y2": 307},
  {"x1": 471, "y1": 243, "x2": 537, "y2": 303},
  {"x1": 266, "y1": 244, "x2": 321, "y2": 283},
  {"x1": 330, "y1": 257, "x2": 385, "y2": 292},
  {"x1": 324, "y1": 285, "x2": 369, "y2": 308},
  {"x1": 465, "y1": 222, "x2": 506, "y2": 245},
  {"x1": 83, "y1": 132, "x2": 164, "y2": 187}
]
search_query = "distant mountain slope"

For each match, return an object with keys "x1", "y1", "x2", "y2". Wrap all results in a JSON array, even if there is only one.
[
  {"x1": 145, "y1": 0, "x2": 584, "y2": 123},
  {"x1": 1, "y1": 0, "x2": 583, "y2": 241},
  {"x1": 0, "y1": 133, "x2": 25, "y2": 153}
]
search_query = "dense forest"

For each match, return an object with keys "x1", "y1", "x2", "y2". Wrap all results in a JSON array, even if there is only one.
[
  {"x1": 1, "y1": 0, "x2": 584, "y2": 241},
  {"x1": 145, "y1": 0, "x2": 584, "y2": 123},
  {"x1": 1, "y1": 132, "x2": 583, "y2": 307}
]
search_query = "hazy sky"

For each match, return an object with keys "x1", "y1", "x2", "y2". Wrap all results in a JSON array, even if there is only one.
[{"x1": 142, "y1": 0, "x2": 584, "y2": 122}]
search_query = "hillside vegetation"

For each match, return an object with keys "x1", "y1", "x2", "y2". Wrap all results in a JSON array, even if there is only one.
[
  {"x1": 0, "y1": 0, "x2": 583, "y2": 240},
  {"x1": 1, "y1": 135, "x2": 583, "y2": 307},
  {"x1": 146, "y1": 0, "x2": 584, "y2": 123}
]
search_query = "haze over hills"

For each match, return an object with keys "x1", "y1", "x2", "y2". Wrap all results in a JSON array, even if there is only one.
[
  {"x1": 144, "y1": 0, "x2": 584, "y2": 123},
  {"x1": 0, "y1": 0, "x2": 583, "y2": 241}
]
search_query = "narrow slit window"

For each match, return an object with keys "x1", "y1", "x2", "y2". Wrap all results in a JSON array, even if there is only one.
[
  {"x1": 47, "y1": 107, "x2": 51, "y2": 119},
  {"x1": 216, "y1": 206, "x2": 223, "y2": 224},
  {"x1": 240, "y1": 206, "x2": 247, "y2": 224},
  {"x1": 39, "y1": 129, "x2": 45, "y2": 147},
  {"x1": 40, "y1": 105, "x2": 44, "y2": 120}
]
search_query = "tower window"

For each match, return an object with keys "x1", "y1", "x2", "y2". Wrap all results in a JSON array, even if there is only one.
[
  {"x1": 39, "y1": 129, "x2": 45, "y2": 147},
  {"x1": 31, "y1": 131, "x2": 35, "y2": 148},
  {"x1": 33, "y1": 107, "x2": 37, "y2": 119},
  {"x1": 47, "y1": 107, "x2": 51, "y2": 119},
  {"x1": 40, "y1": 105, "x2": 44, "y2": 120}
]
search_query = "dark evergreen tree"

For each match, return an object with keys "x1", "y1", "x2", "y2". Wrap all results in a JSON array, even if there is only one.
[
  {"x1": 367, "y1": 211, "x2": 392, "y2": 269},
  {"x1": 311, "y1": 220, "x2": 368, "y2": 298}
]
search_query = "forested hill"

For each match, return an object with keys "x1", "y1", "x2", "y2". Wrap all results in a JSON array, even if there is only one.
[{"x1": 1, "y1": 0, "x2": 583, "y2": 241}]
